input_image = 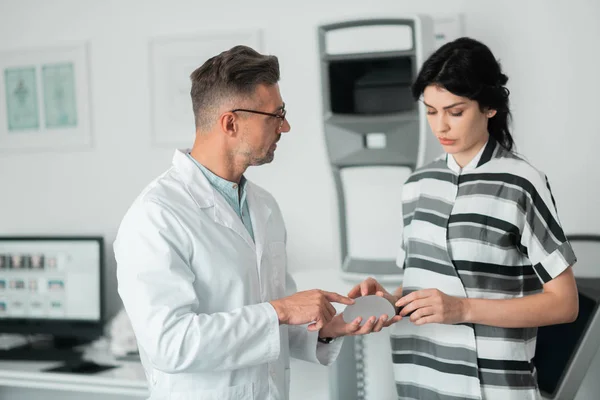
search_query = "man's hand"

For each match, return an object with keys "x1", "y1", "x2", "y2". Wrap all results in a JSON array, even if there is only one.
[
  {"x1": 269, "y1": 289, "x2": 354, "y2": 331},
  {"x1": 319, "y1": 312, "x2": 401, "y2": 339},
  {"x1": 395, "y1": 289, "x2": 467, "y2": 325}
]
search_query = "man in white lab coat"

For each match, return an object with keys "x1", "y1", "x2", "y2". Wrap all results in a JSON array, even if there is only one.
[{"x1": 114, "y1": 45, "x2": 388, "y2": 400}]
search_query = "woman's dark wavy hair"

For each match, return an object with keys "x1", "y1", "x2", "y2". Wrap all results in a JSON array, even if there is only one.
[{"x1": 412, "y1": 37, "x2": 514, "y2": 151}]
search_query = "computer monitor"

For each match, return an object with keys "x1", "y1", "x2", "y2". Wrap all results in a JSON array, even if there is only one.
[
  {"x1": 0, "y1": 236, "x2": 104, "y2": 356},
  {"x1": 536, "y1": 278, "x2": 600, "y2": 399}
]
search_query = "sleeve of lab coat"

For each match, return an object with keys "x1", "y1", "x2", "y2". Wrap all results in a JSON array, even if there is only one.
[
  {"x1": 284, "y1": 260, "x2": 344, "y2": 365},
  {"x1": 115, "y1": 199, "x2": 281, "y2": 374}
]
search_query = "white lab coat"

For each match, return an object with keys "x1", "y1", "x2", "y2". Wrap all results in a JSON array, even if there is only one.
[{"x1": 115, "y1": 149, "x2": 343, "y2": 400}]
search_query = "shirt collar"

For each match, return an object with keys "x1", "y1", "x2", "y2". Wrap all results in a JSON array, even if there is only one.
[
  {"x1": 446, "y1": 135, "x2": 497, "y2": 174},
  {"x1": 186, "y1": 153, "x2": 248, "y2": 198}
]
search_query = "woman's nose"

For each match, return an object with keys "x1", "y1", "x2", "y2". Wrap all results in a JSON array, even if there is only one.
[{"x1": 432, "y1": 114, "x2": 449, "y2": 134}]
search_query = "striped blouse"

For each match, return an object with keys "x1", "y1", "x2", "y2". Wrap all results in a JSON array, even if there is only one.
[{"x1": 390, "y1": 137, "x2": 577, "y2": 400}]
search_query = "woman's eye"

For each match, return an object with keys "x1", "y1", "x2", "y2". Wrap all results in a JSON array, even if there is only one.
[
  {"x1": 426, "y1": 110, "x2": 436, "y2": 115},
  {"x1": 450, "y1": 111, "x2": 463, "y2": 117}
]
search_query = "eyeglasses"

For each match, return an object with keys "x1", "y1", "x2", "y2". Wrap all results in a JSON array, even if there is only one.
[{"x1": 230, "y1": 105, "x2": 287, "y2": 129}]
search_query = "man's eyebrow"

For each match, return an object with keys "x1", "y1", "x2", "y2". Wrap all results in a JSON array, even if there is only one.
[{"x1": 273, "y1": 102, "x2": 285, "y2": 112}]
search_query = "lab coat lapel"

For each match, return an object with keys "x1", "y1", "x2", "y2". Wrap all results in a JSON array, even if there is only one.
[
  {"x1": 172, "y1": 149, "x2": 255, "y2": 250},
  {"x1": 247, "y1": 184, "x2": 272, "y2": 278},
  {"x1": 213, "y1": 195, "x2": 255, "y2": 250}
]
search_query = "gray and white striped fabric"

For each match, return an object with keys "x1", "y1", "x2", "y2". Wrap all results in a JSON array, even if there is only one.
[{"x1": 391, "y1": 137, "x2": 577, "y2": 400}]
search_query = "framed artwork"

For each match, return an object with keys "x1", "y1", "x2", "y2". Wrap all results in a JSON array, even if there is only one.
[
  {"x1": 149, "y1": 30, "x2": 262, "y2": 147},
  {"x1": 0, "y1": 42, "x2": 92, "y2": 151}
]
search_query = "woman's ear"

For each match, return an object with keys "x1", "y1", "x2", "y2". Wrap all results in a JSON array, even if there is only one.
[{"x1": 485, "y1": 108, "x2": 497, "y2": 119}]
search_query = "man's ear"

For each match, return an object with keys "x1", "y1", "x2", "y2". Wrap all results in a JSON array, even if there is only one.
[{"x1": 219, "y1": 112, "x2": 238, "y2": 137}]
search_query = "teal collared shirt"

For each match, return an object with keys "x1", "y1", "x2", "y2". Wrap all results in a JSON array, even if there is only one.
[{"x1": 187, "y1": 154, "x2": 254, "y2": 241}]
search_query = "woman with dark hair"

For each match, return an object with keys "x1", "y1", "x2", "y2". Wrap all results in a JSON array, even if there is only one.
[{"x1": 350, "y1": 37, "x2": 579, "y2": 399}]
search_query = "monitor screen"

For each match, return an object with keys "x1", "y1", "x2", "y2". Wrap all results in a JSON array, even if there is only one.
[{"x1": 0, "y1": 237, "x2": 102, "y2": 322}]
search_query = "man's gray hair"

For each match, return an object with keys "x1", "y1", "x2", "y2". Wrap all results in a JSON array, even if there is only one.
[{"x1": 190, "y1": 45, "x2": 280, "y2": 131}]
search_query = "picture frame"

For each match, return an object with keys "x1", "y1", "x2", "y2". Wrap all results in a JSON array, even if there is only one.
[
  {"x1": 149, "y1": 29, "x2": 262, "y2": 147},
  {"x1": 0, "y1": 42, "x2": 92, "y2": 152}
]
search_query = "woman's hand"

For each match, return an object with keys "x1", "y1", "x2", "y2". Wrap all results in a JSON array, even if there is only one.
[{"x1": 395, "y1": 289, "x2": 467, "y2": 325}]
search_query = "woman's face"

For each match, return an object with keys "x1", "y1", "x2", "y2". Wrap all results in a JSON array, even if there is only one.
[{"x1": 423, "y1": 85, "x2": 495, "y2": 165}]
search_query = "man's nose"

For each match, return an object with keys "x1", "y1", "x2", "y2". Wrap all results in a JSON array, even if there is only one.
[{"x1": 280, "y1": 118, "x2": 291, "y2": 133}]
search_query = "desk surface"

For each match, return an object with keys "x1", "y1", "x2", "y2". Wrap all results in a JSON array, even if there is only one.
[
  {"x1": 0, "y1": 340, "x2": 148, "y2": 397},
  {"x1": 0, "y1": 269, "x2": 364, "y2": 399}
]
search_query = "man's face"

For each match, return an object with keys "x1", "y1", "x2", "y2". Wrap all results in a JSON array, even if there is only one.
[{"x1": 235, "y1": 83, "x2": 291, "y2": 166}]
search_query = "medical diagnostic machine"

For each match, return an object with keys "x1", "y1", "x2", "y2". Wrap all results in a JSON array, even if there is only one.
[
  {"x1": 320, "y1": 17, "x2": 438, "y2": 283},
  {"x1": 319, "y1": 16, "x2": 437, "y2": 399}
]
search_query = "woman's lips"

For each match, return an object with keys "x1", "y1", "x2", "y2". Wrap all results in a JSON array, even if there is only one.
[{"x1": 438, "y1": 138, "x2": 456, "y2": 146}]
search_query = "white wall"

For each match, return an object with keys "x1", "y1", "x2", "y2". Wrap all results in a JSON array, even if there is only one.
[
  {"x1": 0, "y1": 2, "x2": 599, "y2": 394},
  {"x1": 1, "y1": 0, "x2": 599, "y2": 399},
  {"x1": 1, "y1": 0, "x2": 598, "y2": 319}
]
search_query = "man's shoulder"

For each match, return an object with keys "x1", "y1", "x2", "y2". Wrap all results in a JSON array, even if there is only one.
[
  {"x1": 140, "y1": 167, "x2": 184, "y2": 200},
  {"x1": 126, "y1": 167, "x2": 192, "y2": 217},
  {"x1": 115, "y1": 168, "x2": 190, "y2": 245}
]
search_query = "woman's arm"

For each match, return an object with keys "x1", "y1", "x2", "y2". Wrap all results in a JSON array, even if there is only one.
[
  {"x1": 464, "y1": 267, "x2": 578, "y2": 327},
  {"x1": 396, "y1": 267, "x2": 578, "y2": 327}
]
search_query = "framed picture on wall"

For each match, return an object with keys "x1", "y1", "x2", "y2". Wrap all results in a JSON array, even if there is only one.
[
  {"x1": 0, "y1": 42, "x2": 92, "y2": 151},
  {"x1": 149, "y1": 29, "x2": 262, "y2": 148}
]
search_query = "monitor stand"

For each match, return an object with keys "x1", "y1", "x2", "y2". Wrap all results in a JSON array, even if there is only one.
[{"x1": 0, "y1": 335, "x2": 88, "y2": 362}]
